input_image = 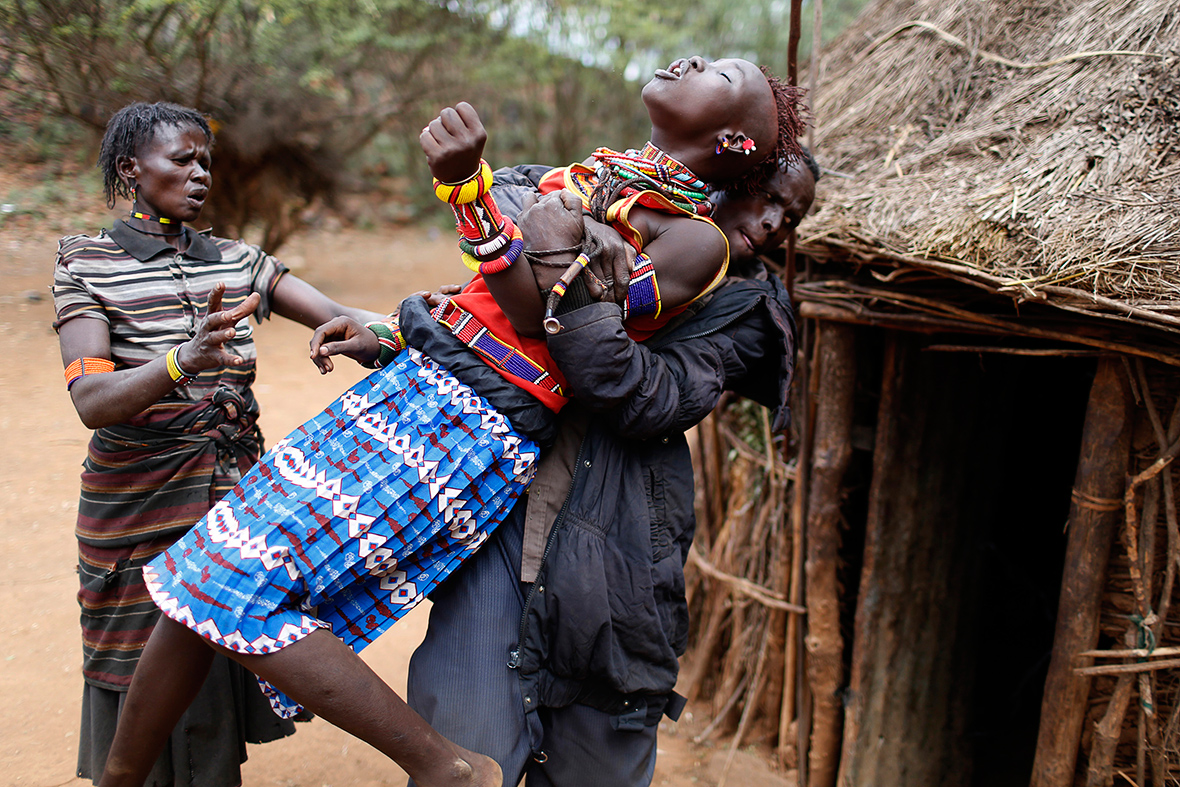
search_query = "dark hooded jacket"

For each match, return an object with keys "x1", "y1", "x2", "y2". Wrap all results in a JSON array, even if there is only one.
[
  {"x1": 515, "y1": 275, "x2": 795, "y2": 722},
  {"x1": 401, "y1": 269, "x2": 795, "y2": 722}
]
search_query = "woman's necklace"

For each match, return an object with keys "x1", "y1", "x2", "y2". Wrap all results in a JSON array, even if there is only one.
[
  {"x1": 591, "y1": 143, "x2": 714, "y2": 217},
  {"x1": 128, "y1": 209, "x2": 184, "y2": 237}
]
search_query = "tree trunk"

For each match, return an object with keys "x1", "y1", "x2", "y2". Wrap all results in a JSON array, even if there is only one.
[{"x1": 805, "y1": 323, "x2": 856, "y2": 787}]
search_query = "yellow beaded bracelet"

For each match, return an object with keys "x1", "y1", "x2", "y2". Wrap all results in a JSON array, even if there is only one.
[
  {"x1": 166, "y1": 345, "x2": 197, "y2": 384},
  {"x1": 432, "y1": 159, "x2": 493, "y2": 205}
]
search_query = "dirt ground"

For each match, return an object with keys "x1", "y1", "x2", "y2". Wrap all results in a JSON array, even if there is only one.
[{"x1": 0, "y1": 191, "x2": 794, "y2": 786}]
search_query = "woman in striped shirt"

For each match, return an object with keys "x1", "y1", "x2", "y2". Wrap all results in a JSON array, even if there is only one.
[{"x1": 53, "y1": 101, "x2": 382, "y2": 787}]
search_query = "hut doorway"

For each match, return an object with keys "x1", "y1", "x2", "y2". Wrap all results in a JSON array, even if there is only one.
[{"x1": 838, "y1": 330, "x2": 1094, "y2": 786}]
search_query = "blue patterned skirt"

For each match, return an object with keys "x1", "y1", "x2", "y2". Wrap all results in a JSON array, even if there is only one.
[{"x1": 144, "y1": 348, "x2": 537, "y2": 716}]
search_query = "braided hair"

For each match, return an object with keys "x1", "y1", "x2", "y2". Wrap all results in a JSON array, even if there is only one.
[
  {"x1": 730, "y1": 69, "x2": 808, "y2": 195},
  {"x1": 98, "y1": 102, "x2": 213, "y2": 208}
]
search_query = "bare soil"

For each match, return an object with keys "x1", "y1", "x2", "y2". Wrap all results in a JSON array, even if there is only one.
[{"x1": 0, "y1": 176, "x2": 794, "y2": 786}]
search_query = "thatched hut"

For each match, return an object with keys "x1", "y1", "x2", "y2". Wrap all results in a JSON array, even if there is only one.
[{"x1": 683, "y1": 1, "x2": 1180, "y2": 785}]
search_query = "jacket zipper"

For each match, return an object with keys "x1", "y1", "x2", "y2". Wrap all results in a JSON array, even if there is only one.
[{"x1": 508, "y1": 433, "x2": 590, "y2": 670}]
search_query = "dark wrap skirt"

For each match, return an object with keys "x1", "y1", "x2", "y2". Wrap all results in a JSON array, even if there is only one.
[{"x1": 74, "y1": 386, "x2": 296, "y2": 786}]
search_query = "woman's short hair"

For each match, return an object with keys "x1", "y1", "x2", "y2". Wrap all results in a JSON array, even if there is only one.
[{"x1": 98, "y1": 102, "x2": 213, "y2": 208}]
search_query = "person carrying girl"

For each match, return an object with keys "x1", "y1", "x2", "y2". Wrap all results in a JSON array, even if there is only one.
[
  {"x1": 97, "y1": 56, "x2": 803, "y2": 787},
  {"x1": 53, "y1": 101, "x2": 383, "y2": 787},
  {"x1": 405, "y1": 150, "x2": 818, "y2": 786}
]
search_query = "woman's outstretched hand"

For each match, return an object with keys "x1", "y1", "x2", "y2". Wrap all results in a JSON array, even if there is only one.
[
  {"x1": 309, "y1": 287, "x2": 463, "y2": 374},
  {"x1": 176, "y1": 282, "x2": 260, "y2": 373},
  {"x1": 420, "y1": 102, "x2": 487, "y2": 185},
  {"x1": 309, "y1": 316, "x2": 379, "y2": 374}
]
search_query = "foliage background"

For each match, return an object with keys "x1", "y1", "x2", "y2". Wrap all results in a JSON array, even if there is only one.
[{"x1": 1, "y1": 0, "x2": 870, "y2": 251}]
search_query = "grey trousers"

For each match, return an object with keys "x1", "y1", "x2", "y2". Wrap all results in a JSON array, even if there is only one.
[{"x1": 406, "y1": 509, "x2": 658, "y2": 787}]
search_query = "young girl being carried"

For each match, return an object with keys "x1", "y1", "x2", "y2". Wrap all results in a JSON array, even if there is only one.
[
  {"x1": 98, "y1": 56, "x2": 804, "y2": 787},
  {"x1": 347, "y1": 56, "x2": 803, "y2": 406}
]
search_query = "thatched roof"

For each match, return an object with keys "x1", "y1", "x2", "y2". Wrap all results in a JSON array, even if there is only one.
[{"x1": 801, "y1": 0, "x2": 1180, "y2": 336}]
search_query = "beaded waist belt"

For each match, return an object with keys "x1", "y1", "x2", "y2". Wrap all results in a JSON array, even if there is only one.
[{"x1": 432, "y1": 300, "x2": 564, "y2": 397}]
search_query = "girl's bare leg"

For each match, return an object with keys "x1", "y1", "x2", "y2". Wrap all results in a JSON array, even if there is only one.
[
  {"x1": 100, "y1": 619, "x2": 499, "y2": 787},
  {"x1": 229, "y1": 628, "x2": 501, "y2": 787},
  {"x1": 98, "y1": 615, "x2": 215, "y2": 786}
]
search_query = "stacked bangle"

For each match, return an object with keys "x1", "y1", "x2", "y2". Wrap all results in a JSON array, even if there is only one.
[
  {"x1": 433, "y1": 158, "x2": 523, "y2": 277},
  {"x1": 166, "y1": 345, "x2": 197, "y2": 385},
  {"x1": 364, "y1": 318, "x2": 407, "y2": 369},
  {"x1": 64, "y1": 357, "x2": 115, "y2": 390},
  {"x1": 432, "y1": 160, "x2": 494, "y2": 205},
  {"x1": 460, "y1": 222, "x2": 524, "y2": 276},
  {"x1": 458, "y1": 221, "x2": 514, "y2": 258}
]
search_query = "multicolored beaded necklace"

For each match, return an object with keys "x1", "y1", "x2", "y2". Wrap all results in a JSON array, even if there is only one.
[
  {"x1": 128, "y1": 209, "x2": 182, "y2": 236},
  {"x1": 130, "y1": 210, "x2": 176, "y2": 224},
  {"x1": 591, "y1": 143, "x2": 713, "y2": 218}
]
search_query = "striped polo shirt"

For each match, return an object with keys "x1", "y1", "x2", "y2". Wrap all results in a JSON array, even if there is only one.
[
  {"x1": 53, "y1": 222, "x2": 289, "y2": 688},
  {"x1": 52, "y1": 221, "x2": 287, "y2": 400}
]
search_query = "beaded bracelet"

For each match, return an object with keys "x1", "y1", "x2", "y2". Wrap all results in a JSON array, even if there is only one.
[
  {"x1": 364, "y1": 318, "x2": 407, "y2": 369},
  {"x1": 433, "y1": 159, "x2": 493, "y2": 205},
  {"x1": 475, "y1": 238, "x2": 524, "y2": 276},
  {"x1": 461, "y1": 226, "x2": 524, "y2": 275},
  {"x1": 458, "y1": 217, "x2": 517, "y2": 259},
  {"x1": 64, "y1": 357, "x2": 115, "y2": 390},
  {"x1": 166, "y1": 345, "x2": 197, "y2": 385},
  {"x1": 623, "y1": 252, "x2": 661, "y2": 320}
]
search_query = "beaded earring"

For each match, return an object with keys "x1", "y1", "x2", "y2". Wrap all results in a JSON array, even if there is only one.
[
  {"x1": 127, "y1": 180, "x2": 178, "y2": 228},
  {"x1": 716, "y1": 134, "x2": 758, "y2": 156}
]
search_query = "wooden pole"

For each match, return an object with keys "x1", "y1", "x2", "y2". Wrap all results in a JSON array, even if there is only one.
[
  {"x1": 784, "y1": 6, "x2": 805, "y2": 767},
  {"x1": 1084, "y1": 674, "x2": 1134, "y2": 787},
  {"x1": 783, "y1": 0, "x2": 803, "y2": 302},
  {"x1": 761, "y1": 414, "x2": 793, "y2": 741},
  {"x1": 807, "y1": 0, "x2": 822, "y2": 152},
  {"x1": 797, "y1": 630, "x2": 811, "y2": 787},
  {"x1": 781, "y1": 316, "x2": 816, "y2": 765},
  {"x1": 836, "y1": 334, "x2": 899, "y2": 787},
  {"x1": 788, "y1": 0, "x2": 802, "y2": 84},
  {"x1": 836, "y1": 335, "x2": 983, "y2": 787},
  {"x1": 786, "y1": 225, "x2": 797, "y2": 303},
  {"x1": 1030, "y1": 358, "x2": 1134, "y2": 787},
  {"x1": 804, "y1": 322, "x2": 856, "y2": 787}
]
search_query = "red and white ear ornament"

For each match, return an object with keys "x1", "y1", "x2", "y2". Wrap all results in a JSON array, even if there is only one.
[{"x1": 716, "y1": 133, "x2": 758, "y2": 156}]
